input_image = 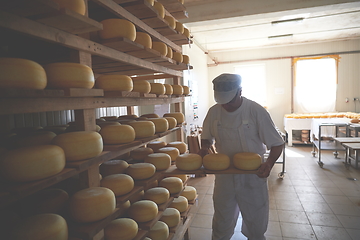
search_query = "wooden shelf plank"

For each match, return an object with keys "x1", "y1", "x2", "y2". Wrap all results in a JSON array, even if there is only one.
[
  {"x1": 0, "y1": 88, "x2": 104, "y2": 98},
  {"x1": 116, "y1": 185, "x2": 144, "y2": 205},
  {"x1": 163, "y1": 165, "x2": 258, "y2": 175}
]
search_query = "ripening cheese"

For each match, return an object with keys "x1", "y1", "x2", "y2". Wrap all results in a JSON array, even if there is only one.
[
  {"x1": 144, "y1": 153, "x2": 171, "y2": 171},
  {"x1": 175, "y1": 21, "x2": 184, "y2": 34},
  {"x1": 128, "y1": 121, "x2": 156, "y2": 138},
  {"x1": 160, "y1": 207, "x2": 181, "y2": 228},
  {"x1": 0, "y1": 58, "x2": 47, "y2": 90},
  {"x1": 95, "y1": 75, "x2": 133, "y2": 91},
  {"x1": 159, "y1": 177, "x2": 183, "y2": 194},
  {"x1": 182, "y1": 85, "x2": 190, "y2": 95},
  {"x1": 100, "y1": 124, "x2": 135, "y2": 144},
  {"x1": 120, "y1": 200, "x2": 131, "y2": 211},
  {"x1": 144, "y1": 187, "x2": 170, "y2": 204},
  {"x1": 132, "y1": 80, "x2": 151, "y2": 93},
  {"x1": 102, "y1": 116, "x2": 118, "y2": 121},
  {"x1": 164, "y1": 83, "x2": 173, "y2": 95},
  {"x1": 141, "y1": 113, "x2": 160, "y2": 118},
  {"x1": 167, "y1": 141, "x2": 187, "y2": 154},
  {"x1": 152, "y1": 42, "x2": 168, "y2": 56},
  {"x1": 118, "y1": 114, "x2": 138, "y2": 120},
  {"x1": 126, "y1": 162, "x2": 156, "y2": 180},
  {"x1": 147, "y1": 140, "x2": 167, "y2": 152},
  {"x1": 154, "y1": 1, "x2": 165, "y2": 18},
  {"x1": 69, "y1": 187, "x2": 116, "y2": 223},
  {"x1": 0, "y1": 145, "x2": 65, "y2": 182},
  {"x1": 97, "y1": 121, "x2": 121, "y2": 128},
  {"x1": 100, "y1": 159, "x2": 129, "y2": 176},
  {"x1": 169, "y1": 196, "x2": 188, "y2": 213},
  {"x1": 52, "y1": 0, "x2": 86, "y2": 15},
  {"x1": 166, "y1": 46, "x2": 173, "y2": 58},
  {"x1": 148, "y1": 221, "x2": 169, "y2": 240},
  {"x1": 150, "y1": 82, "x2": 166, "y2": 95},
  {"x1": 176, "y1": 153, "x2": 202, "y2": 171},
  {"x1": 233, "y1": 152, "x2": 262, "y2": 170},
  {"x1": 128, "y1": 200, "x2": 158, "y2": 222},
  {"x1": 145, "y1": 0, "x2": 154, "y2": 6},
  {"x1": 164, "y1": 116, "x2": 177, "y2": 128},
  {"x1": 202, "y1": 153, "x2": 230, "y2": 171},
  {"x1": 148, "y1": 117, "x2": 169, "y2": 133},
  {"x1": 13, "y1": 131, "x2": 56, "y2": 148},
  {"x1": 44, "y1": 62, "x2": 95, "y2": 89},
  {"x1": 163, "y1": 112, "x2": 184, "y2": 124},
  {"x1": 147, "y1": 179, "x2": 159, "y2": 189},
  {"x1": 172, "y1": 51, "x2": 183, "y2": 63},
  {"x1": 172, "y1": 174, "x2": 187, "y2": 182},
  {"x1": 157, "y1": 147, "x2": 180, "y2": 161},
  {"x1": 129, "y1": 190, "x2": 145, "y2": 204},
  {"x1": 180, "y1": 186, "x2": 197, "y2": 201},
  {"x1": 104, "y1": 218, "x2": 138, "y2": 240},
  {"x1": 182, "y1": 55, "x2": 190, "y2": 64},
  {"x1": 130, "y1": 147, "x2": 154, "y2": 161},
  {"x1": 98, "y1": 19, "x2": 136, "y2": 41},
  {"x1": 101, "y1": 174, "x2": 134, "y2": 196},
  {"x1": 11, "y1": 213, "x2": 68, "y2": 240},
  {"x1": 171, "y1": 84, "x2": 184, "y2": 95},
  {"x1": 51, "y1": 131, "x2": 103, "y2": 162},
  {"x1": 135, "y1": 32, "x2": 152, "y2": 48},
  {"x1": 183, "y1": 27, "x2": 190, "y2": 38},
  {"x1": 164, "y1": 15, "x2": 176, "y2": 29}
]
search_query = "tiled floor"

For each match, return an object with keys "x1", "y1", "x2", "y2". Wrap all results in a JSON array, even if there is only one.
[{"x1": 184, "y1": 145, "x2": 360, "y2": 240}]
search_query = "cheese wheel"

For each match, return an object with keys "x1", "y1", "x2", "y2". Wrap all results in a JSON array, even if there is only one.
[
  {"x1": 153, "y1": 1, "x2": 165, "y2": 18},
  {"x1": 51, "y1": 131, "x2": 103, "y2": 162},
  {"x1": 148, "y1": 117, "x2": 169, "y2": 133},
  {"x1": 44, "y1": 62, "x2": 95, "y2": 89},
  {"x1": 150, "y1": 82, "x2": 166, "y2": 95},
  {"x1": 233, "y1": 152, "x2": 262, "y2": 170},
  {"x1": 152, "y1": 42, "x2": 168, "y2": 56},
  {"x1": 100, "y1": 124, "x2": 135, "y2": 144},
  {"x1": 129, "y1": 190, "x2": 145, "y2": 204},
  {"x1": 180, "y1": 186, "x2": 197, "y2": 201},
  {"x1": 0, "y1": 145, "x2": 65, "y2": 182},
  {"x1": 52, "y1": 0, "x2": 86, "y2": 15},
  {"x1": 104, "y1": 218, "x2": 138, "y2": 240},
  {"x1": 164, "y1": 116, "x2": 177, "y2": 128},
  {"x1": 179, "y1": 0, "x2": 185, "y2": 4},
  {"x1": 141, "y1": 113, "x2": 160, "y2": 118},
  {"x1": 166, "y1": 46, "x2": 173, "y2": 58},
  {"x1": 132, "y1": 80, "x2": 151, "y2": 93},
  {"x1": 183, "y1": 27, "x2": 190, "y2": 38},
  {"x1": 182, "y1": 85, "x2": 190, "y2": 95},
  {"x1": 203, "y1": 153, "x2": 230, "y2": 171},
  {"x1": 130, "y1": 147, "x2": 154, "y2": 161},
  {"x1": 171, "y1": 84, "x2": 184, "y2": 95},
  {"x1": 12, "y1": 213, "x2": 68, "y2": 240},
  {"x1": 135, "y1": 32, "x2": 152, "y2": 48},
  {"x1": 164, "y1": 15, "x2": 176, "y2": 29},
  {"x1": 172, "y1": 174, "x2": 187, "y2": 182},
  {"x1": 100, "y1": 159, "x2": 129, "y2": 176},
  {"x1": 0, "y1": 58, "x2": 47, "y2": 90},
  {"x1": 13, "y1": 131, "x2": 56, "y2": 148},
  {"x1": 159, "y1": 177, "x2": 183, "y2": 194},
  {"x1": 169, "y1": 196, "x2": 188, "y2": 213},
  {"x1": 95, "y1": 75, "x2": 133, "y2": 91},
  {"x1": 97, "y1": 121, "x2": 121, "y2": 128},
  {"x1": 102, "y1": 116, "x2": 117, "y2": 120},
  {"x1": 128, "y1": 200, "x2": 158, "y2": 222},
  {"x1": 144, "y1": 153, "x2": 171, "y2": 171},
  {"x1": 144, "y1": 187, "x2": 170, "y2": 204},
  {"x1": 167, "y1": 141, "x2": 187, "y2": 154},
  {"x1": 160, "y1": 208, "x2": 180, "y2": 228},
  {"x1": 119, "y1": 200, "x2": 131, "y2": 211},
  {"x1": 145, "y1": 0, "x2": 154, "y2": 5},
  {"x1": 164, "y1": 83, "x2": 173, "y2": 95},
  {"x1": 176, "y1": 153, "x2": 202, "y2": 171},
  {"x1": 98, "y1": 19, "x2": 136, "y2": 41},
  {"x1": 101, "y1": 174, "x2": 134, "y2": 196},
  {"x1": 163, "y1": 112, "x2": 184, "y2": 124},
  {"x1": 147, "y1": 140, "x2": 167, "y2": 152},
  {"x1": 126, "y1": 162, "x2": 156, "y2": 180},
  {"x1": 182, "y1": 55, "x2": 190, "y2": 64},
  {"x1": 172, "y1": 52, "x2": 183, "y2": 63},
  {"x1": 148, "y1": 221, "x2": 169, "y2": 240},
  {"x1": 157, "y1": 147, "x2": 180, "y2": 161},
  {"x1": 69, "y1": 187, "x2": 116, "y2": 223},
  {"x1": 128, "y1": 121, "x2": 156, "y2": 138},
  {"x1": 118, "y1": 114, "x2": 138, "y2": 120},
  {"x1": 175, "y1": 21, "x2": 184, "y2": 34}
]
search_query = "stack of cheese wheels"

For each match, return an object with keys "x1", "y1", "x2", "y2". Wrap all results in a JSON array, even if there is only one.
[
  {"x1": 128, "y1": 121, "x2": 155, "y2": 138},
  {"x1": 167, "y1": 141, "x2": 187, "y2": 154},
  {"x1": 0, "y1": 145, "x2": 65, "y2": 182},
  {"x1": 100, "y1": 124, "x2": 136, "y2": 144},
  {"x1": 130, "y1": 147, "x2": 154, "y2": 161},
  {"x1": 166, "y1": 46, "x2": 173, "y2": 58},
  {"x1": 148, "y1": 221, "x2": 169, "y2": 240},
  {"x1": 98, "y1": 19, "x2": 136, "y2": 41},
  {"x1": 175, "y1": 21, "x2": 184, "y2": 34},
  {"x1": 159, "y1": 176, "x2": 183, "y2": 194},
  {"x1": 176, "y1": 153, "x2": 203, "y2": 171},
  {"x1": 126, "y1": 162, "x2": 156, "y2": 180},
  {"x1": 104, "y1": 218, "x2": 138, "y2": 240},
  {"x1": 44, "y1": 62, "x2": 95, "y2": 89},
  {"x1": 203, "y1": 153, "x2": 231, "y2": 171},
  {"x1": 172, "y1": 52, "x2": 183, "y2": 63},
  {"x1": 51, "y1": 131, "x2": 103, "y2": 162},
  {"x1": 143, "y1": 187, "x2": 170, "y2": 204},
  {"x1": 100, "y1": 174, "x2": 134, "y2": 196},
  {"x1": 233, "y1": 152, "x2": 262, "y2": 170},
  {"x1": 164, "y1": 112, "x2": 185, "y2": 124},
  {"x1": 169, "y1": 196, "x2": 188, "y2": 213},
  {"x1": 157, "y1": 146, "x2": 180, "y2": 161},
  {"x1": 164, "y1": 83, "x2": 173, "y2": 95},
  {"x1": 128, "y1": 200, "x2": 158, "y2": 222},
  {"x1": 100, "y1": 160, "x2": 129, "y2": 176},
  {"x1": 152, "y1": 42, "x2": 168, "y2": 56},
  {"x1": 160, "y1": 207, "x2": 181, "y2": 228},
  {"x1": 132, "y1": 80, "x2": 151, "y2": 93},
  {"x1": 52, "y1": 0, "x2": 86, "y2": 15},
  {"x1": 180, "y1": 186, "x2": 197, "y2": 201},
  {"x1": 148, "y1": 117, "x2": 169, "y2": 133},
  {"x1": 153, "y1": 1, "x2": 165, "y2": 18},
  {"x1": 182, "y1": 55, "x2": 190, "y2": 64},
  {"x1": 0, "y1": 58, "x2": 47, "y2": 89},
  {"x1": 11, "y1": 213, "x2": 68, "y2": 240},
  {"x1": 149, "y1": 83, "x2": 166, "y2": 95},
  {"x1": 13, "y1": 131, "x2": 57, "y2": 148},
  {"x1": 183, "y1": 27, "x2": 190, "y2": 38},
  {"x1": 164, "y1": 15, "x2": 176, "y2": 29},
  {"x1": 171, "y1": 84, "x2": 184, "y2": 95},
  {"x1": 144, "y1": 153, "x2": 171, "y2": 171},
  {"x1": 147, "y1": 140, "x2": 167, "y2": 152},
  {"x1": 183, "y1": 85, "x2": 190, "y2": 95},
  {"x1": 164, "y1": 116, "x2": 177, "y2": 128},
  {"x1": 95, "y1": 75, "x2": 133, "y2": 91},
  {"x1": 135, "y1": 32, "x2": 152, "y2": 48},
  {"x1": 69, "y1": 187, "x2": 116, "y2": 223}
]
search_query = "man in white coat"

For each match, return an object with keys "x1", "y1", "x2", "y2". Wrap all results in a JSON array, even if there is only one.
[{"x1": 198, "y1": 73, "x2": 284, "y2": 240}]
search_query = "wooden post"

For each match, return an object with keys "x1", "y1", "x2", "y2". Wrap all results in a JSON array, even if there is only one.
[
  {"x1": 173, "y1": 76, "x2": 184, "y2": 142},
  {"x1": 127, "y1": 106, "x2": 135, "y2": 115},
  {"x1": 74, "y1": 109, "x2": 96, "y2": 131}
]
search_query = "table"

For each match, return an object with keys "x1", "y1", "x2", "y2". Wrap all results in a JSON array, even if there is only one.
[
  {"x1": 342, "y1": 142, "x2": 360, "y2": 169},
  {"x1": 283, "y1": 118, "x2": 312, "y2": 146}
]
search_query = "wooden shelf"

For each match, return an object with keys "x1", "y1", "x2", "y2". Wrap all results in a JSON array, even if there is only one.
[
  {"x1": 0, "y1": 88, "x2": 104, "y2": 98},
  {"x1": 163, "y1": 165, "x2": 258, "y2": 175}
]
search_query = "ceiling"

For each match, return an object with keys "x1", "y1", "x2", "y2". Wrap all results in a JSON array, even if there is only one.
[{"x1": 180, "y1": 0, "x2": 360, "y2": 53}]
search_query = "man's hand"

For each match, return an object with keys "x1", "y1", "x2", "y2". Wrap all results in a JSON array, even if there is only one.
[{"x1": 256, "y1": 161, "x2": 273, "y2": 178}]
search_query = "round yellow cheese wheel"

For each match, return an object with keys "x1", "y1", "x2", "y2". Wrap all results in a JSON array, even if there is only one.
[
  {"x1": 160, "y1": 207, "x2": 180, "y2": 228},
  {"x1": 135, "y1": 32, "x2": 152, "y2": 48},
  {"x1": 101, "y1": 174, "x2": 134, "y2": 196},
  {"x1": 172, "y1": 52, "x2": 183, "y2": 63},
  {"x1": 167, "y1": 141, "x2": 187, "y2": 154},
  {"x1": 182, "y1": 85, "x2": 190, "y2": 95},
  {"x1": 164, "y1": 116, "x2": 177, "y2": 128},
  {"x1": 119, "y1": 200, "x2": 131, "y2": 211},
  {"x1": 128, "y1": 121, "x2": 156, "y2": 138},
  {"x1": 12, "y1": 213, "x2": 68, "y2": 240},
  {"x1": 69, "y1": 187, "x2": 116, "y2": 223},
  {"x1": 97, "y1": 121, "x2": 121, "y2": 128},
  {"x1": 51, "y1": 131, "x2": 103, "y2": 162},
  {"x1": 180, "y1": 186, "x2": 197, "y2": 201},
  {"x1": 172, "y1": 174, "x2": 187, "y2": 182},
  {"x1": 154, "y1": 1, "x2": 165, "y2": 18},
  {"x1": 164, "y1": 83, "x2": 173, "y2": 95},
  {"x1": 163, "y1": 112, "x2": 184, "y2": 124},
  {"x1": 95, "y1": 75, "x2": 133, "y2": 91},
  {"x1": 52, "y1": 0, "x2": 86, "y2": 15},
  {"x1": 176, "y1": 153, "x2": 202, "y2": 171},
  {"x1": 175, "y1": 21, "x2": 184, "y2": 34},
  {"x1": 152, "y1": 42, "x2": 168, "y2": 56},
  {"x1": 183, "y1": 27, "x2": 190, "y2": 38},
  {"x1": 164, "y1": 15, "x2": 176, "y2": 29},
  {"x1": 203, "y1": 153, "x2": 231, "y2": 171},
  {"x1": 182, "y1": 55, "x2": 190, "y2": 64},
  {"x1": 145, "y1": 0, "x2": 154, "y2": 5},
  {"x1": 144, "y1": 187, "x2": 170, "y2": 204},
  {"x1": 98, "y1": 19, "x2": 136, "y2": 41},
  {"x1": 148, "y1": 117, "x2": 169, "y2": 133},
  {"x1": 144, "y1": 153, "x2": 171, "y2": 171},
  {"x1": 100, "y1": 159, "x2": 129, "y2": 176},
  {"x1": 141, "y1": 113, "x2": 160, "y2": 118},
  {"x1": 159, "y1": 176, "x2": 183, "y2": 194},
  {"x1": 148, "y1": 221, "x2": 169, "y2": 240},
  {"x1": 105, "y1": 218, "x2": 138, "y2": 240},
  {"x1": 13, "y1": 131, "x2": 57, "y2": 148},
  {"x1": 130, "y1": 147, "x2": 154, "y2": 161},
  {"x1": 128, "y1": 200, "x2": 158, "y2": 222},
  {"x1": 126, "y1": 162, "x2": 156, "y2": 180},
  {"x1": 0, "y1": 145, "x2": 65, "y2": 182},
  {"x1": 233, "y1": 152, "x2": 262, "y2": 170},
  {"x1": 157, "y1": 146, "x2": 180, "y2": 161},
  {"x1": 166, "y1": 46, "x2": 173, "y2": 58},
  {"x1": 147, "y1": 140, "x2": 167, "y2": 152},
  {"x1": 44, "y1": 62, "x2": 95, "y2": 89},
  {"x1": 150, "y1": 82, "x2": 166, "y2": 95},
  {"x1": 171, "y1": 84, "x2": 184, "y2": 95},
  {"x1": 100, "y1": 124, "x2": 135, "y2": 144},
  {"x1": 169, "y1": 196, "x2": 188, "y2": 213},
  {"x1": 132, "y1": 80, "x2": 151, "y2": 93},
  {"x1": 0, "y1": 58, "x2": 47, "y2": 90}
]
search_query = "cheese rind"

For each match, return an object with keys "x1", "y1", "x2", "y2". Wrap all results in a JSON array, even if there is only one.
[
  {"x1": 100, "y1": 174, "x2": 134, "y2": 196},
  {"x1": 182, "y1": 85, "x2": 190, "y2": 95},
  {"x1": 164, "y1": 15, "x2": 176, "y2": 29},
  {"x1": 128, "y1": 200, "x2": 158, "y2": 222},
  {"x1": 144, "y1": 187, "x2": 170, "y2": 204},
  {"x1": 175, "y1": 153, "x2": 202, "y2": 171},
  {"x1": 100, "y1": 124, "x2": 135, "y2": 144},
  {"x1": 128, "y1": 121, "x2": 156, "y2": 138},
  {"x1": 126, "y1": 162, "x2": 156, "y2": 180},
  {"x1": 233, "y1": 152, "x2": 262, "y2": 170},
  {"x1": 104, "y1": 218, "x2": 138, "y2": 240},
  {"x1": 147, "y1": 141, "x2": 167, "y2": 152},
  {"x1": 148, "y1": 117, "x2": 169, "y2": 133},
  {"x1": 175, "y1": 21, "x2": 184, "y2": 34},
  {"x1": 95, "y1": 75, "x2": 133, "y2": 91},
  {"x1": 157, "y1": 147, "x2": 180, "y2": 161},
  {"x1": 148, "y1": 221, "x2": 169, "y2": 240},
  {"x1": 152, "y1": 42, "x2": 168, "y2": 56},
  {"x1": 154, "y1": 1, "x2": 165, "y2": 18},
  {"x1": 130, "y1": 147, "x2": 154, "y2": 161},
  {"x1": 159, "y1": 177, "x2": 183, "y2": 194},
  {"x1": 132, "y1": 80, "x2": 151, "y2": 93},
  {"x1": 52, "y1": 0, "x2": 86, "y2": 15},
  {"x1": 167, "y1": 141, "x2": 187, "y2": 154},
  {"x1": 160, "y1": 207, "x2": 181, "y2": 227},
  {"x1": 135, "y1": 32, "x2": 152, "y2": 48},
  {"x1": 164, "y1": 116, "x2": 177, "y2": 128},
  {"x1": 163, "y1": 112, "x2": 184, "y2": 124},
  {"x1": 180, "y1": 186, "x2": 197, "y2": 201},
  {"x1": 172, "y1": 52, "x2": 183, "y2": 63},
  {"x1": 169, "y1": 196, "x2": 188, "y2": 213},
  {"x1": 100, "y1": 159, "x2": 129, "y2": 176},
  {"x1": 150, "y1": 83, "x2": 166, "y2": 95},
  {"x1": 144, "y1": 153, "x2": 171, "y2": 171},
  {"x1": 98, "y1": 19, "x2": 136, "y2": 41},
  {"x1": 203, "y1": 153, "x2": 231, "y2": 171},
  {"x1": 164, "y1": 83, "x2": 173, "y2": 95}
]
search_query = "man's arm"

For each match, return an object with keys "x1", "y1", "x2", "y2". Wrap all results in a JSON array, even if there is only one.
[
  {"x1": 198, "y1": 139, "x2": 212, "y2": 157},
  {"x1": 257, "y1": 144, "x2": 284, "y2": 178}
]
